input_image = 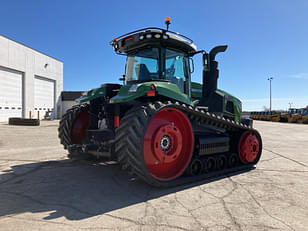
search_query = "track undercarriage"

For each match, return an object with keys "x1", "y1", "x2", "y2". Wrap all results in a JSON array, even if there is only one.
[{"x1": 59, "y1": 101, "x2": 262, "y2": 187}]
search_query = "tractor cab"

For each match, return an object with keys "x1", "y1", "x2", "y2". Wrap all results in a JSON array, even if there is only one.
[
  {"x1": 110, "y1": 20, "x2": 233, "y2": 116},
  {"x1": 288, "y1": 108, "x2": 297, "y2": 114},
  {"x1": 111, "y1": 27, "x2": 197, "y2": 94}
]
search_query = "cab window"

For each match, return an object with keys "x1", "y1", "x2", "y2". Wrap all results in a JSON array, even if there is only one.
[{"x1": 165, "y1": 49, "x2": 186, "y2": 92}]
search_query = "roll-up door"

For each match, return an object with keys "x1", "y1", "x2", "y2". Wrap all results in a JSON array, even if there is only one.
[
  {"x1": 34, "y1": 76, "x2": 55, "y2": 118},
  {"x1": 0, "y1": 67, "x2": 23, "y2": 122}
]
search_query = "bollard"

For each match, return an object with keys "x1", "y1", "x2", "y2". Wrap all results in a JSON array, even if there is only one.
[
  {"x1": 29, "y1": 110, "x2": 32, "y2": 119},
  {"x1": 37, "y1": 111, "x2": 40, "y2": 120}
]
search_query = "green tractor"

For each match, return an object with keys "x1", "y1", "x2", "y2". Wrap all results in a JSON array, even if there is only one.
[{"x1": 59, "y1": 19, "x2": 262, "y2": 187}]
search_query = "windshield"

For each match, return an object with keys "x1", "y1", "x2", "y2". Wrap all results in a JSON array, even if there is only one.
[
  {"x1": 125, "y1": 47, "x2": 188, "y2": 93},
  {"x1": 288, "y1": 108, "x2": 296, "y2": 114},
  {"x1": 125, "y1": 48, "x2": 160, "y2": 82}
]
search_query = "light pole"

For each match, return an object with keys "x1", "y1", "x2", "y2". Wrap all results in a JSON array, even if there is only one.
[{"x1": 268, "y1": 77, "x2": 273, "y2": 113}]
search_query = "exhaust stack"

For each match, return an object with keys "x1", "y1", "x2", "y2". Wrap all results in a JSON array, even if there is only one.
[{"x1": 201, "y1": 45, "x2": 228, "y2": 112}]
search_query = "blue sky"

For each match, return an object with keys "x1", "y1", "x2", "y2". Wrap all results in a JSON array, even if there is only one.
[{"x1": 1, "y1": 0, "x2": 308, "y2": 111}]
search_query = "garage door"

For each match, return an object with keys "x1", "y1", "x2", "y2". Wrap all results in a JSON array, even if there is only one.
[
  {"x1": 0, "y1": 67, "x2": 23, "y2": 122},
  {"x1": 34, "y1": 76, "x2": 55, "y2": 119}
]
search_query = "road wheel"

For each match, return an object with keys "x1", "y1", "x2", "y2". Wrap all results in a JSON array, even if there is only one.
[
  {"x1": 203, "y1": 157, "x2": 216, "y2": 172},
  {"x1": 228, "y1": 153, "x2": 238, "y2": 167},
  {"x1": 58, "y1": 104, "x2": 89, "y2": 158},
  {"x1": 115, "y1": 102, "x2": 194, "y2": 187}
]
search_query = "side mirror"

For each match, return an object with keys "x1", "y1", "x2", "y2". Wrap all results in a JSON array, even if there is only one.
[
  {"x1": 189, "y1": 58, "x2": 194, "y2": 73},
  {"x1": 119, "y1": 75, "x2": 125, "y2": 81}
]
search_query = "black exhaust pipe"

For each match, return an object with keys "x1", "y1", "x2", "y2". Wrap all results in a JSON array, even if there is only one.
[{"x1": 201, "y1": 45, "x2": 227, "y2": 112}]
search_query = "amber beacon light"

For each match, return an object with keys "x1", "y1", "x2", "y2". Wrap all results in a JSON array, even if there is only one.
[{"x1": 165, "y1": 17, "x2": 171, "y2": 30}]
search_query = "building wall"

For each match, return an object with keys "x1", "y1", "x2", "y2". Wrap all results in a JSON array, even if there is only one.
[{"x1": 0, "y1": 35, "x2": 63, "y2": 120}]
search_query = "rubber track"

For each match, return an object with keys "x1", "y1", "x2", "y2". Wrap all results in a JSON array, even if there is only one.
[
  {"x1": 58, "y1": 104, "x2": 89, "y2": 151},
  {"x1": 115, "y1": 101, "x2": 261, "y2": 187},
  {"x1": 114, "y1": 107, "x2": 141, "y2": 173}
]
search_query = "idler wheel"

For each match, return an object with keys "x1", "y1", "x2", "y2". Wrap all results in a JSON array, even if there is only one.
[
  {"x1": 144, "y1": 107, "x2": 194, "y2": 180},
  {"x1": 238, "y1": 130, "x2": 262, "y2": 164}
]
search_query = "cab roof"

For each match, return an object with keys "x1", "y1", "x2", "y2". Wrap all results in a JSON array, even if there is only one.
[{"x1": 111, "y1": 27, "x2": 197, "y2": 55}]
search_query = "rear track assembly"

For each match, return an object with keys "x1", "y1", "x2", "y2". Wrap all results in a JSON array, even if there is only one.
[{"x1": 163, "y1": 101, "x2": 262, "y2": 187}]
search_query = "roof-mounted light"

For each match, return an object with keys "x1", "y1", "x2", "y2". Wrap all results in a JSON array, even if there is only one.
[
  {"x1": 154, "y1": 34, "x2": 161, "y2": 38},
  {"x1": 146, "y1": 34, "x2": 152, "y2": 39},
  {"x1": 139, "y1": 35, "x2": 144, "y2": 40}
]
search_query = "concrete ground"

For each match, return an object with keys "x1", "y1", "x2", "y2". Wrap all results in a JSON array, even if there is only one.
[{"x1": 0, "y1": 120, "x2": 307, "y2": 231}]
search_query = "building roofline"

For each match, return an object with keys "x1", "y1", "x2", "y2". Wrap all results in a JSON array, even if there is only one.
[{"x1": 0, "y1": 33, "x2": 63, "y2": 63}]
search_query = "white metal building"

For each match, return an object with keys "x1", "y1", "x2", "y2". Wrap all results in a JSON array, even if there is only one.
[{"x1": 0, "y1": 34, "x2": 63, "y2": 122}]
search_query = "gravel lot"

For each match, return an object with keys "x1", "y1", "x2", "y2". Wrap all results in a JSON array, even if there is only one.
[{"x1": 0, "y1": 120, "x2": 307, "y2": 231}]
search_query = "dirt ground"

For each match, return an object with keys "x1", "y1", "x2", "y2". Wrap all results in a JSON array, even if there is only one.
[{"x1": 0, "y1": 120, "x2": 307, "y2": 231}]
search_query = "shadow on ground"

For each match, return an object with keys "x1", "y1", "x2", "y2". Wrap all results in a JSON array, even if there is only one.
[{"x1": 0, "y1": 158, "x2": 252, "y2": 221}]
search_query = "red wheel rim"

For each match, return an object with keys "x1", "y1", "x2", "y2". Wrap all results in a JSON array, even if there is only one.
[
  {"x1": 71, "y1": 110, "x2": 89, "y2": 144},
  {"x1": 144, "y1": 107, "x2": 194, "y2": 181},
  {"x1": 239, "y1": 131, "x2": 260, "y2": 163}
]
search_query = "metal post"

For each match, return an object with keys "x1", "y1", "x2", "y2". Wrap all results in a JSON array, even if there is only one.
[{"x1": 268, "y1": 77, "x2": 273, "y2": 113}]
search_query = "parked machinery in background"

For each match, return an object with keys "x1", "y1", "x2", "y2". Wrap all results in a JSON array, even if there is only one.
[
  {"x1": 250, "y1": 107, "x2": 308, "y2": 124},
  {"x1": 287, "y1": 108, "x2": 300, "y2": 123},
  {"x1": 297, "y1": 108, "x2": 308, "y2": 124}
]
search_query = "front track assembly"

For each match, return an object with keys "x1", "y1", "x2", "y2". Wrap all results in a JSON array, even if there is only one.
[{"x1": 115, "y1": 101, "x2": 262, "y2": 187}]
